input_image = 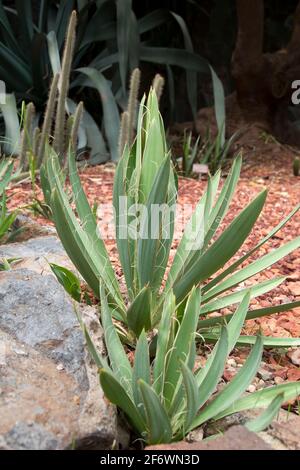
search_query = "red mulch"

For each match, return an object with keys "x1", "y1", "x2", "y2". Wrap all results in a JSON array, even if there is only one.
[{"x1": 6, "y1": 131, "x2": 300, "y2": 387}]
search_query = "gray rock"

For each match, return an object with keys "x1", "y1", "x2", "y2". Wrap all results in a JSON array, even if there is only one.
[
  {"x1": 0, "y1": 269, "x2": 86, "y2": 387},
  {"x1": 0, "y1": 236, "x2": 76, "y2": 275},
  {"x1": 257, "y1": 367, "x2": 273, "y2": 381},
  {"x1": 0, "y1": 269, "x2": 117, "y2": 450},
  {"x1": 4, "y1": 423, "x2": 58, "y2": 450}
]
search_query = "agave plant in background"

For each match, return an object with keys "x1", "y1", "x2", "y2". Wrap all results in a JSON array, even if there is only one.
[
  {"x1": 44, "y1": 88, "x2": 300, "y2": 348},
  {"x1": 79, "y1": 286, "x2": 300, "y2": 445},
  {"x1": 0, "y1": 0, "x2": 214, "y2": 161}
]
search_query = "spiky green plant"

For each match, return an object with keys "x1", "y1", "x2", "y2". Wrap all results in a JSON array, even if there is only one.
[
  {"x1": 76, "y1": 286, "x2": 300, "y2": 446},
  {"x1": 0, "y1": 159, "x2": 18, "y2": 243},
  {"x1": 44, "y1": 89, "x2": 300, "y2": 348}
]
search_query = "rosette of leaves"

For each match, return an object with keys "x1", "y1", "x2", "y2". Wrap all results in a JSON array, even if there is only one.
[{"x1": 44, "y1": 89, "x2": 300, "y2": 348}]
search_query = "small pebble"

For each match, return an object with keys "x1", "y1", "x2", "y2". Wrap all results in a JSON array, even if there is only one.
[
  {"x1": 274, "y1": 376, "x2": 284, "y2": 384},
  {"x1": 56, "y1": 363, "x2": 64, "y2": 371},
  {"x1": 12, "y1": 347, "x2": 28, "y2": 357},
  {"x1": 247, "y1": 384, "x2": 256, "y2": 393},
  {"x1": 287, "y1": 348, "x2": 300, "y2": 366},
  {"x1": 227, "y1": 358, "x2": 237, "y2": 367}
]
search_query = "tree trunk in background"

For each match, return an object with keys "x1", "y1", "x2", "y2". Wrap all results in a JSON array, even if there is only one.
[{"x1": 232, "y1": 0, "x2": 300, "y2": 145}]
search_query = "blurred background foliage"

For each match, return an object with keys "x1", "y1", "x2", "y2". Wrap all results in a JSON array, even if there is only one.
[{"x1": 1, "y1": 0, "x2": 300, "y2": 165}]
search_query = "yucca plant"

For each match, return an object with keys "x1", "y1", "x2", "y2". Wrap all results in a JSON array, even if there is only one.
[
  {"x1": 78, "y1": 286, "x2": 300, "y2": 445},
  {"x1": 0, "y1": 159, "x2": 18, "y2": 243},
  {"x1": 44, "y1": 89, "x2": 300, "y2": 348}
]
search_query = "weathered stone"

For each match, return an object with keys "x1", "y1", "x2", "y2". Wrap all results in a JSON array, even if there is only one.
[
  {"x1": 0, "y1": 269, "x2": 86, "y2": 386},
  {"x1": 257, "y1": 367, "x2": 273, "y2": 381},
  {"x1": 0, "y1": 269, "x2": 117, "y2": 450},
  {"x1": 146, "y1": 426, "x2": 271, "y2": 450},
  {"x1": 0, "y1": 236, "x2": 75, "y2": 275},
  {"x1": 12, "y1": 214, "x2": 56, "y2": 242}
]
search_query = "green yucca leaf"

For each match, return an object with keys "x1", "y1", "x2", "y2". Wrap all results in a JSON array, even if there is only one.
[
  {"x1": 203, "y1": 155, "x2": 242, "y2": 248},
  {"x1": 173, "y1": 190, "x2": 267, "y2": 302},
  {"x1": 203, "y1": 203, "x2": 300, "y2": 293},
  {"x1": 231, "y1": 335, "x2": 300, "y2": 348},
  {"x1": 167, "y1": 156, "x2": 241, "y2": 290},
  {"x1": 127, "y1": 286, "x2": 152, "y2": 337},
  {"x1": 245, "y1": 393, "x2": 284, "y2": 433},
  {"x1": 198, "y1": 300, "x2": 300, "y2": 330},
  {"x1": 68, "y1": 151, "x2": 120, "y2": 298},
  {"x1": 165, "y1": 170, "x2": 221, "y2": 290},
  {"x1": 139, "y1": 380, "x2": 173, "y2": 444},
  {"x1": 199, "y1": 277, "x2": 285, "y2": 316},
  {"x1": 100, "y1": 369, "x2": 145, "y2": 435},
  {"x1": 203, "y1": 237, "x2": 300, "y2": 301},
  {"x1": 214, "y1": 382, "x2": 300, "y2": 421},
  {"x1": 151, "y1": 168, "x2": 177, "y2": 292},
  {"x1": 49, "y1": 263, "x2": 81, "y2": 302},
  {"x1": 192, "y1": 335, "x2": 263, "y2": 428},
  {"x1": 195, "y1": 327, "x2": 228, "y2": 406},
  {"x1": 137, "y1": 156, "x2": 171, "y2": 289},
  {"x1": 100, "y1": 285, "x2": 132, "y2": 395},
  {"x1": 47, "y1": 153, "x2": 125, "y2": 314},
  {"x1": 113, "y1": 153, "x2": 135, "y2": 298},
  {"x1": 132, "y1": 330, "x2": 150, "y2": 418},
  {"x1": 153, "y1": 292, "x2": 175, "y2": 395},
  {"x1": 139, "y1": 97, "x2": 167, "y2": 203},
  {"x1": 180, "y1": 360, "x2": 199, "y2": 430},
  {"x1": 224, "y1": 291, "x2": 251, "y2": 353},
  {"x1": 163, "y1": 287, "x2": 201, "y2": 407},
  {"x1": 50, "y1": 188, "x2": 102, "y2": 299}
]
